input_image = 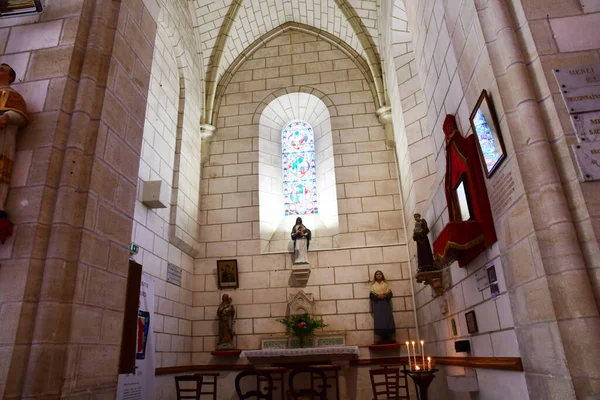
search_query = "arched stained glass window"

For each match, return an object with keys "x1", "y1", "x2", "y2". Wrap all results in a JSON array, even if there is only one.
[{"x1": 282, "y1": 120, "x2": 318, "y2": 216}]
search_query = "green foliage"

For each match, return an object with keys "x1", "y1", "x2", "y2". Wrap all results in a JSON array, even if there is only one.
[{"x1": 277, "y1": 313, "x2": 327, "y2": 337}]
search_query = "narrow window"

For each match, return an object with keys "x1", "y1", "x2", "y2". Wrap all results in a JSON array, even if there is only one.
[{"x1": 282, "y1": 120, "x2": 318, "y2": 216}]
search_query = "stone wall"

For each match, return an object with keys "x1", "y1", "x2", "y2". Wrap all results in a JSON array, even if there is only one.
[
  {"x1": 131, "y1": 0, "x2": 204, "y2": 370},
  {"x1": 191, "y1": 29, "x2": 414, "y2": 363}
]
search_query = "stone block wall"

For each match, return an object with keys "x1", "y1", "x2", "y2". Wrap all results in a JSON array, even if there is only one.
[
  {"x1": 192, "y1": 244, "x2": 413, "y2": 363},
  {"x1": 200, "y1": 30, "x2": 405, "y2": 257},
  {"x1": 189, "y1": 29, "x2": 415, "y2": 363},
  {"x1": 131, "y1": 0, "x2": 204, "y2": 370}
]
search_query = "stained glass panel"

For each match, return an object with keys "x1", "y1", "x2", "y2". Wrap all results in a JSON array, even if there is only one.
[
  {"x1": 282, "y1": 120, "x2": 318, "y2": 216},
  {"x1": 473, "y1": 109, "x2": 503, "y2": 172}
]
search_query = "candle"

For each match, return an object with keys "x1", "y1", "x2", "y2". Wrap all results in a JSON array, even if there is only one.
[
  {"x1": 415, "y1": 365, "x2": 420, "y2": 371},
  {"x1": 420, "y1": 340, "x2": 425, "y2": 371},
  {"x1": 411, "y1": 341, "x2": 417, "y2": 370},
  {"x1": 427, "y1": 357, "x2": 431, "y2": 370},
  {"x1": 405, "y1": 341, "x2": 411, "y2": 370}
]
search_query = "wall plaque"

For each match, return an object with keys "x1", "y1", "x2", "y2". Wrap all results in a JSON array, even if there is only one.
[
  {"x1": 0, "y1": 0, "x2": 42, "y2": 17},
  {"x1": 572, "y1": 142, "x2": 600, "y2": 181},
  {"x1": 167, "y1": 263, "x2": 182, "y2": 286},
  {"x1": 571, "y1": 112, "x2": 600, "y2": 142},
  {"x1": 554, "y1": 64, "x2": 600, "y2": 90},
  {"x1": 559, "y1": 86, "x2": 600, "y2": 114}
]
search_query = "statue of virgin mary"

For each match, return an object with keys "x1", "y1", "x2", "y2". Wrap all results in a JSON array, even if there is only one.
[{"x1": 291, "y1": 217, "x2": 311, "y2": 264}]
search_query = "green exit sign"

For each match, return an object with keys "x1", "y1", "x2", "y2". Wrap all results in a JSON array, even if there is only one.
[{"x1": 130, "y1": 243, "x2": 139, "y2": 255}]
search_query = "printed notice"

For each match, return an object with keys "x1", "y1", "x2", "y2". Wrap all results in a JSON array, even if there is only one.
[{"x1": 167, "y1": 263, "x2": 182, "y2": 287}]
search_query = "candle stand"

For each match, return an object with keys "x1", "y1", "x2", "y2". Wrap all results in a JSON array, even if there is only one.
[{"x1": 402, "y1": 369, "x2": 438, "y2": 400}]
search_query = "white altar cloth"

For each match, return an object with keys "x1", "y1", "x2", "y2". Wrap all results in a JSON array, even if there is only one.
[{"x1": 240, "y1": 346, "x2": 359, "y2": 359}]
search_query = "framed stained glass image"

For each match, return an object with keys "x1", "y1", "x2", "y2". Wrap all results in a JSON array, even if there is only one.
[
  {"x1": 469, "y1": 90, "x2": 507, "y2": 178},
  {"x1": 0, "y1": 0, "x2": 43, "y2": 17},
  {"x1": 281, "y1": 120, "x2": 318, "y2": 216}
]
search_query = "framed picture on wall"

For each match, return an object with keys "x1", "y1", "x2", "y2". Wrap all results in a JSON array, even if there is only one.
[
  {"x1": 217, "y1": 259, "x2": 239, "y2": 289},
  {"x1": 0, "y1": 0, "x2": 43, "y2": 17},
  {"x1": 469, "y1": 90, "x2": 507, "y2": 178},
  {"x1": 465, "y1": 310, "x2": 479, "y2": 334}
]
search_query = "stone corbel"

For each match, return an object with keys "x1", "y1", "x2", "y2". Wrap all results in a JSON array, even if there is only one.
[
  {"x1": 415, "y1": 267, "x2": 451, "y2": 297},
  {"x1": 376, "y1": 106, "x2": 395, "y2": 148},
  {"x1": 200, "y1": 124, "x2": 216, "y2": 164}
]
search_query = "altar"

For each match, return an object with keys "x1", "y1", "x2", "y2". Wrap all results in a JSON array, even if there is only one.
[{"x1": 240, "y1": 346, "x2": 359, "y2": 365}]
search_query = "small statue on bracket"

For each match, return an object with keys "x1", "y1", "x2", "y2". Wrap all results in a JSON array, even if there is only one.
[
  {"x1": 216, "y1": 294, "x2": 235, "y2": 350},
  {"x1": 291, "y1": 217, "x2": 311, "y2": 264},
  {"x1": 413, "y1": 213, "x2": 435, "y2": 272},
  {"x1": 0, "y1": 63, "x2": 28, "y2": 243}
]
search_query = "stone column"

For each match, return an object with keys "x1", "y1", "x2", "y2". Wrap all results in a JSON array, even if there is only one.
[
  {"x1": 0, "y1": 1, "x2": 159, "y2": 398},
  {"x1": 376, "y1": 106, "x2": 395, "y2": 147},
  {"x1": 475, "y1": 1, "x2": 600, "y2": 398},
  {"x1": 200, "y1": 124, "x2": 216, "y2": 165}
]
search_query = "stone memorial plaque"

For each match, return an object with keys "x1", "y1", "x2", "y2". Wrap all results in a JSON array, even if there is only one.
[
  {"x1": 572, "y1": 142, "x2": 600, "y2": 181},
  {"x1": 560, "y1": 86, "x2": 600, "y2": 114},
  {"x1": 571, "y1": 112, "x2": 600, "y2": 142},
  {"x1": 554, "y1": 64, "x2": 600, "y2": 90},
  {"x1": 167, "y1": 263, "x2": 182, "y2": 286}
]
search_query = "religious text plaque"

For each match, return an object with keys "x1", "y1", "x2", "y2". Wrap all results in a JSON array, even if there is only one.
[
  {"x1": 167, "y1": 263, "x2": 182, "y2": 287},
  {"x1": 572, "y1": 142, "x2": 600, "y2": 181},
  {"x1": 559, "y1": 86, "x2": 600, "y2": 114},
  {"x1": 571, "y1": 112, "x2": 600, "y2": 142},
  {"x1": 554, "y1": 64, "x2": 600, "y2": 90}
]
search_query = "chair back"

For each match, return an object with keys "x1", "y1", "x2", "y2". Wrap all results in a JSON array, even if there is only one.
[
  {"x1": 289, "y1": 367, "x2": 328, "y2": 400},
  {"x1": 235, "y1": 370, "x2": 274, "y2": 400},
  {"x1": 175, "y1": 375, "x2": 204, "y2": 400},
  {"x1": 370, "y1": 367, "x2": 401, "y2": 400}
]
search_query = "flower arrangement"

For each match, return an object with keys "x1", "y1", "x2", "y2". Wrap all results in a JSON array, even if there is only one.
[{"x1": 277, "y1": 313, "x2": 327, "y2": 338}]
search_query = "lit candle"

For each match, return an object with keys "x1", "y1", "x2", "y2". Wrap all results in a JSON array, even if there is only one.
[
  {"x1": 405, "y1": 341, "x2": 411, "y2": 370},
  {"x1": 427, "y1": 357, "x2": 431, "y2": 370},
  {"x1": 416, "y1": 365, "x2": 420, "y2": 371},
  {"x1": 420, "y1": 340, "x2": 425, "y2": 370},
  {"x1": 411, "y1": 341, "x2": 417, "y2": 369}
]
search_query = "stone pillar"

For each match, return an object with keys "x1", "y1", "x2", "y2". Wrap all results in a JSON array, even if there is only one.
[
  {"x1": 0, "y1": 1, "x2": 159, "y2": 398},
  {"x1": 200, "y1": 124, "x2": 216, "y2": 165},
  {"x1": 475, "y1": 1, "x2": 600, "y2": 398},
  {"x1": 376, "y1": 106, "x2": 395, "y2": 148}
]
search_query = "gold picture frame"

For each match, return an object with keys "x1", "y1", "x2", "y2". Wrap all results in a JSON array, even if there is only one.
[
  {"x1": 217, "y1": 259, "x2": 239, "y2": 289},
  {"x1": 0, "y1": 0, "x2": 43, "y2": 17}
]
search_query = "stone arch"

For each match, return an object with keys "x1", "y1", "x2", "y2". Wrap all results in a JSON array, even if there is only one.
[
  {"x1": 257, "y1": 91, "x2": 339, "y2": 252},
  {"x1": 209, "y1": 22, "x2": 383, "y2": 126}
]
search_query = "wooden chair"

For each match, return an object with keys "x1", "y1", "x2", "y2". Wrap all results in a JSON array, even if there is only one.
[
  {"x1": 254, "y1": 367, "x2": 286, "y2": 400},
  {"x1": 370, "y1": 367, "x2": 408, "y2": 400},
  {"x1": 235, "y1": 370, "x2": 274, "y2": 400},
  {"x1": 289, "y1": 367, "x2": 328, "y2": 400},
  {"x1": 309, "y1": 364, "x2": 341, "y2": 400},
  {"x1": 194, "y1": 372, "x2": 219, "y2": 399},
  {"x1": 175, "y1": 375, "x2": 204, "y2": 400}
]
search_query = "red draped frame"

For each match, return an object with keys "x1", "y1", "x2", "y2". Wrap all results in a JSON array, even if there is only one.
[{"x1": 433, "y1": 115, "x2": 497, "y2": 267}]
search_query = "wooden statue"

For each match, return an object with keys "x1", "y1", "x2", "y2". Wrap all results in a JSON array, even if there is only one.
[{"x1": 216, "y1": 294, "x2": 235, "y2": 349}]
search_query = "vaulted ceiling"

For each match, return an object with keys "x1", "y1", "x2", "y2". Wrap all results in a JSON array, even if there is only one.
[{"x1": 189, "y1": 0, "x2": 384, "y2": 123}]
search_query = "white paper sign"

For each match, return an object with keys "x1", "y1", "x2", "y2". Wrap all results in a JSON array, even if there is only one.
[
  {"x1": 572, "y1": 142, "x2": 600, "y2": 181},
  {"x1": 117, "y1": 274, "x2": 156, "y2": 400}
]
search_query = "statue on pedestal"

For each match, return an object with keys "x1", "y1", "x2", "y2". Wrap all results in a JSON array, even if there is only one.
[
  {"x1": 413, "y1": 214, "x2": 435, "y2": 271},
  {"x1": 0, "y1": 63, "x2": 28, "y2": 243},
  {"x1": 370, "y1": 270, "x2": 396, "y2": 344},
  {"x1": 216, "y1": 294, "x2": 235, "y2": 349},
  {"x1": 291, "y1": 217, "x2": 311, "y2": 264}
]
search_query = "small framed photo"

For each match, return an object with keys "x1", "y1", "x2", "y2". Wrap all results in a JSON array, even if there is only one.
[
  {"x1": 469, "y1": 90, "x2": 507, "y2": 178},
  {"x1": 217, "y1": 259, "x2": 239, "y2": 289},
  {"x1": 486, "y1": 265, "x2": 497, "y2": 284},
  {"x1": 465, "y1": 310, "x2": 479, "y2": 334}
]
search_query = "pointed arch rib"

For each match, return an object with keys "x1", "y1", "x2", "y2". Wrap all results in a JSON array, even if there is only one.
[{"x1": 210, "y1": 22, "x2": 383, "y2": 125}]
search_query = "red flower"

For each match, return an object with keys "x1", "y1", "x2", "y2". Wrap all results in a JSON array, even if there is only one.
[{"x1": 297, "y1": 323, "x2": 303, "y2": 328}]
